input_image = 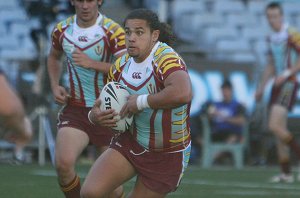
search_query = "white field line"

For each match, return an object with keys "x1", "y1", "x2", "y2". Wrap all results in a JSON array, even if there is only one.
[
  {"x1": 181, "y1": 179, "x2": 300, "y2": 191},
  {"x1": 31, "y1": 169, "x2": 300, "y2": 192}
]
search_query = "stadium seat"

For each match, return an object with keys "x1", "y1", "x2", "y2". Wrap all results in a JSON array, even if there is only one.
[
  {"x1": 201, "y1": 115, "x2": 249, "y2": 169},
  {"x1": 215, "y1": 39, "x2": 251, "y2": 53},
  {"x1": 253, "y1": 39, "x2": 269, "y2": 66},
  {"x1": 0, "y1": 35, "x2": 19, "y2": 49},
  {"x1": 198, "y1": 26, "x2": 239, "y2": 47},
  {"x1": 0, "y1": 9, "x2": 28, "y2": 23},
  {"x1": 190, "y1": 12, "x2": 223, "y2": 30},
  {"x1": 213, "y1": 0, "x2": 246, "y2": 14},
  {"x1": 212, "y1": 39, "x2": 253, "y2": 62},
  {"x1": 170, "y1": 0, "x2": 205, "y2": 21},
  {"x1": 10, "y1": 22, "x2": 31, "y2": 38},
  {"x1": 0, "y1": 21, "x2": 7, "y2": 35},
  {"x1": 0, "y1": 0, "x2": 19, "y2": 10},
  {"x1": 282, "y1": 1, "x2": 300, "y2": 16},
  {"x1": 174, "y1": 12, "x2": 223, "y2": 43},
  {"x1": 247, "y1": 0, "x2": 268, "y2": 15},
  {"x1": 227, "y1": 52, "x2": 257, "y2": 63},
  {"x1": 226, "y1": 13, "x2": 257, "y2": 29},
  {"x1": 241, "y1": 26, "x2": 269, "y2": 42},
  {"x1": 171, "y1": 1, "x2": 205, "y2": 42}
]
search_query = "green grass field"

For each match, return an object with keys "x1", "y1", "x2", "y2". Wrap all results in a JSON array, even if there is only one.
[{"x1": 0, "y1": 163, "x2": 300, "y2": 198}]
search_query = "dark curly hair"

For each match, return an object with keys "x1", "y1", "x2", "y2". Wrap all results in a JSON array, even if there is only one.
[{"x1": 124, "y1": 8, "x2": 176, "y2": 46}]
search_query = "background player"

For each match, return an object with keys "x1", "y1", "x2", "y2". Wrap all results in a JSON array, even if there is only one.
[
  {"x1": 47, "y1": 0, "x2": 126, "y2": 197},
  {"x1": 81, "y1": 8, "x2": 192, "y2": 198},
  {"x1": 255, "y1": 2, "x2": 300, "y2": 183},
  {"x1": 0, "y1": 68, "x2": 33, "y2": 163}
]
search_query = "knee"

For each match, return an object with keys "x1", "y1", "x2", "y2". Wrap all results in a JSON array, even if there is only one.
[
  {"x1": 1, "y1": 98, "x2": 24, "y2": 118},
  {"x1": 81, "y1": 179, "x2": 112, "y2": 198},
  {"x1": 268, "y1": 121, "x2": 279, "y2": 134},
  {"x1": 55, "y1": 155, "x2": 75, "y2": 176},
  {"x1": 80, "y1": 185, "x2": 102, "y2": 198}
]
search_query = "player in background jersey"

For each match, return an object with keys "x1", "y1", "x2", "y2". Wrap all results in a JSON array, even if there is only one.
[
  {"x1": 0, "y1": 69, "x2": 32, "y2": 163},
  {"x1": 47, "y1": 0, "x2": 126, "y2": 197},
  {"x1": 81, "y1": 9, "x2": 192, "y2": 198},
  {"x1": 255, "y1": 2, "x2": 300, "y2": 183}
]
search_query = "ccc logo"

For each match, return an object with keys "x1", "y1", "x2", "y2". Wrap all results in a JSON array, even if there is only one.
[
  {"x1": 78, "y1": 36, "x2": 88, "y2": 42},
  {"x1": 132, "y1": 72, "x2": 142, "y2": 79}
]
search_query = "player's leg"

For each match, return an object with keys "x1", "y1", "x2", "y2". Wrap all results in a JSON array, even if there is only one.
[
  {"x1": 268, "y1": 104, "x2": 290, "y2": 140},
  {"x1": 55, "y1": 127, "x2": 89, "y2": 198},
  {"x1": 127, "y1": 176, "x2": 166, "y2": 198},
  {"x1": 127, "y1": 141, "x2": 191, "y2": 198},
  {"x1": 0, "y1": 75, "x2": 32, "y2": 160},
  {"x1": 81, "y1": 148, "x2": 136, "y2": 198},
  {"x1": 270, "y1": 138, "x2": 293, "y2": 182},
  {"x1": 97, "y1": 145, "x2": 125, "y2": 198},
  {"x1": 269, "y1": 104, "x2": 300, "y2": 157}
]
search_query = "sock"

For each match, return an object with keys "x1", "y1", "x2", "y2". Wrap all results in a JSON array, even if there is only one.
[
  {"x1": 60, "y1": 175, "x2": 81, "y2": 198},
  {"x1": 279, "y1": 160, "x2": 291, "y2": 174},
  {"x1": 287, "y1": 137, "x2": 300, "y2": 159}
]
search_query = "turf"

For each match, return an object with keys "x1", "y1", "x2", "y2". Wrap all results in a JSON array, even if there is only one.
[{"x1": 0, "y1": 163, "x2": 299, "y2": 198}]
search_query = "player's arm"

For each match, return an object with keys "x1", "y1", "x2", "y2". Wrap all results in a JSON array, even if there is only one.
[
  {"x1": 255, "y1": 54, "x2": 276, "y2": 101},
  {"x1": 275, "y1": 30, "x2": 300, "y2": 85},
  {"x1": 274, "y1": 57, "x2": 300, "y2": 87},
  {"x1": 72, "y1": 49, "x2": 126, "y2": 73},
  {"x1": 120, "y1": 70, "x2": 192, "y2": 118},
  {"x1": 147, "y1": 70, "x2": 192, "y2": 109},
  {"x1": 47, "y1": 47, "x2": 69, "y2": 105},
  {"x1": 276, "y1": 51, "x2": 300, "y2": 82}
]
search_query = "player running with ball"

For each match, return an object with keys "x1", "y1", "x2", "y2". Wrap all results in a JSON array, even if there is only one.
[{"x1": 82, "y1": 8, "x2": 192, "y2": 198}]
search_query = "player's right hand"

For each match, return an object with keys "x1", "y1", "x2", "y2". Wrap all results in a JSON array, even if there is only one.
[
  {"x1": 90, "y1": 99, "x2": 118, "y2": 127},
  {"x1": 52, "y1": 86, "x2": 70, "y2": 105}
]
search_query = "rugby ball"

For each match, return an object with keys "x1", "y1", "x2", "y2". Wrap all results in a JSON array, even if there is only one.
[{"x1": 99, "y1": 82, "x2": 133, "y2": 132}]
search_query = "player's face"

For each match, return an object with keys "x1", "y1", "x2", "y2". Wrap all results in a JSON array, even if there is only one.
[
  {"x1": 266, "y1": 7, "x2": 283, "y2": 32},
  {"x1": 124, "y1": 19, "x2": 159, "y2": 63},
  {"x1": 71, "y1": 0, "x2": 102, "y2": 27}
]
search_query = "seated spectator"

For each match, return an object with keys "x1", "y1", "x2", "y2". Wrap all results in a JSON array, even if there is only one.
[
  {"x1": 206, "y1": 79, "x2": 247, "y2": 163},
  {"x1": 0, "y1": 68, "x2": 33, "y2": 164}
]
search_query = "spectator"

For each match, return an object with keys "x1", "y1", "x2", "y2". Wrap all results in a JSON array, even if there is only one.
[{"x1": 206, "y1": 79, "x2": 246, "y2": 163}]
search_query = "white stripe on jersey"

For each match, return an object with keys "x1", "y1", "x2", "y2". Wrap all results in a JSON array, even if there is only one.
[
  {"x1": 64, "y1": 13, "x2": 106, "y2": 49},
  {"x1": 122, "y1": 42, "x2": 160, "y2": 85}
]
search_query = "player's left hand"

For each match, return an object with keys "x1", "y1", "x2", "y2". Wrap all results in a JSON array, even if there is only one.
[
  {"x1": 72, "y1": 48, "x2": 93, "y2": 69},
  {"x1": 120, "y1": 94, "x2": 139, "y2": 119}
]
